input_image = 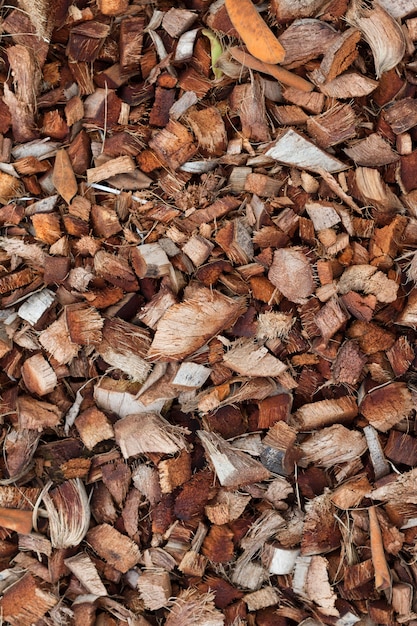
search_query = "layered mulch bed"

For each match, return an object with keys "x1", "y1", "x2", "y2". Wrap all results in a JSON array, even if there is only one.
[{"x1": 1, "y1": 0, "x2": 417, "y2": 624}]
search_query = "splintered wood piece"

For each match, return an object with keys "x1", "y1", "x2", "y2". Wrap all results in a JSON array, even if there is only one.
[
  {"x1": 114, "y1": 413, "x2": 188, "y2": 459},
  {"x1": 149, "y1": 120, "x2": 197, "y2": 170},
  {"x1": 264, "y1": 476, "x2": 293, "y2": 507},
  {"x1": 0, "y1": 507, "x2": 33, "y2": 533},
  {"x1": 3, "y1": 46, "x2": 39, "y2": 143},
  {"x1": 330, "y1": 474, "x2": 371, "y2": 510},
  {"x1": 337, "y1": 264, "x2": 399, "y2": 303},
  {"x1": 244, "y1": 173, "x2": 284, "y2": 198},
  {"x1": 344, "y1": 133, "x2": 399, "y2": 166},
  {"x1": 318, "y1": 71, "x2": 378, "y2": 98},
  {"x1": 305, "y1": 202, "x2": 340, "y2": 233},
  {"x1": 243, "y1": 587, "x2": 280, "y2": 612},
  {"x1": 165, "y1": 588, "x2": 224, "y2": 626},
  {"x1": 3, "y1": 429, "x2": 40, "y2": 482},
  {"x1": 148, "y1": 286, "x2": 246, "y2": 361},
  {"x1": 182, "y1": 235, "x2": 214, "y2": 267},
  {"x1": 198, "y1": 430, "x2": 270, "y2": 488},
  {"x1": 94, "y1": 250, "x2": 139, "y2": 292},
  {"x1": 385, "y1": 429, "x2": 417, "y2": 467},
  {"x1": 67, "y1": 22, "x2": 111, "y2": 62},
  {"x1": 271, "y1": 0, "x2": 329, "y2": 24},
  {"x1": 397, "y1": 289, "x2": 417, "y2": 327},
  {"x1": 232, "y1": 510, "x2": 285, "y2": 590},
  {"x1": 299, "y1": 424, "x2": 367, "y2": 469},
  {"x1": 196, "y1": 377, "x2": 279, "y2": 415},
  {"x1": 257, "y1": 393, "x2": 292, "y2": 428},
  {"x1": 94, "y1": 376, "x2": 168, "y2": 418},
  {"x1": 13, "y1": 552, "x2": 51, "y2": 582},
  {"x1": 97, "y1": 0, "x2": 129, "y2": 16},
  {"x1": 31, "y1": 212, "x2": 61, "y2": 244},
  {"x1": 369, "y1": 214, "x2": 407, "y2": 269},
  {"x1": 0, "y1": 267, "x2": 37, "y2": 296},
  {"x1": 392, "y1": 582, "x2": 413, "y2": 617},
  {"x1": 0, "y1": 171, "x2": 22, "y2": 204},
  {"x1": 97, "y1": 317, "x2": 151, "y2": 382},
  {"x1": 53, "y1": 148, "x2": 77, "y2": 203},
  {"x1": 363, "y1": 424, "x2": 390, "y2": 480},
  {"x1": 307, "y1": 103, "x2": 357, "y2": 148},
  {"x1": 120, "y1": 16, "x2": 145, "y2": 71},
  {"x1": 205, "y1": 490, "x2": 251, "y2": 525},
  {"x1": 171, "y1": 362, "x2": 211, "y2": 389},
  {"x1": 222, "y1": 339, "x2": 287, "y2": 377},
  {"x1": 39, "y1": 315, "x2": 80, "y2": 364},
  {"x1": 369, "y1": 468, "x2": 417, "y2": 506},
  {"x1": 379, "y1": 0, "x2": 417, "y2": 19},
  {"x1": 313, "y1": 28, "x2": 361, "y2": 85},
  {"x1": 292, "y1": 555, "x2": 338, "y2": 617},
  {"x1": 65, "y1": 303, "x2": 103, "y2": 345},
  {"x1": 278, "y1": 19, "x2": 340, "y2": 68},
  {"x1": 21, "y1": 353, "x2": 57, "y2": 396},
  {"x1": 64, "y1": 552, "x2": 107, "y2": 596},
  {"x1": 314, "y1": 297, "x2": 349, "y2": 343},
  {"x1": 17, "y1": 395, "x2": 62, "y2": 431},
  {"x1": 359, "y1": 382, "x2": 414, "y2": 432},
  {"x1": 131, "y1": 243, "x2": 172, "y2": 279},
  {"x1": 138, "y1": 569, "x2": 172, "y2": 610},
  {"x1": 332, "y1": 340, "x2": 366, "y2": 385},
  {"x1": 355, "y1": 166, "x2": 403, "y2": 212},
  {"x1": 268, "y1": 247, "x2": 314, "y2": 304},
  {"x1": 86, "y1": 523, "x2": 141, "y2": 573},
  {"x1": 158, "y1": 449, "x2": 192, "y2": 493},
  {"x1": 91, "y1": 203, "x2": 121, "y2": 238},
  {"x1": 283, "y1": 87, "x2": 325, "y2": 114},
  {"x1": 343, "y1": 558, "x2": 374, "y2": 592},
  {"x1": 346, "y1": 0, "x2": 405, "y2": 77},
  {"x1": 202, "y1": 524, "x2": 234, "y2": 564},
  {"x1": 132, "y1": 464, "x2": 162, "y2": 507},
  {"x1": 265, "y1": 129, "x2": 347, "y2": 173},
  {"x1": 215, "y1": 219, "x2": 254, "y2": 265},
  {"x1": 162, "y1": 8, "x2": 197, "y2": 37},
  {"x1": 181, "y1": 196, "x2": 240, "y2": 231},
  {"x1": 185, "y1": 107, "x2": 227, "y2": 156},
  {"x1": 0, "y1": 572, "x2": 57, "y2": 626},
  {"x1": 65, "y1": 95, "x2": 84, "y2": 127},
  {"x1": 75, "y1": 407, "x2": 114, "y2": 451},
  {"x1": 291, "y1": 396, "x2": 358, "y2": 430},
  {"x1": 386, "y1": 336, "x2": 414, "y2": 377},
  {"x1": 139, "y1": 285, "x2": 178, "y2": 330},
  {"x1": 262, "y1": 543, "x2": 300, "y2": 575},
  {"x1": 301, "y1": 492, "x2": 341, "y2": 555},
  {"x1": 271, "y1": 104, "x2": 308, "y2": 126},
  {"x1": 229, "y1": 78, "x2": 271, "y2": 143},
  {"x1": 87, "y1": 155, "x2": 135, "y2": 184},
  {"x1": 347, "y1": 320, "x2": 395, "y2": 354}
]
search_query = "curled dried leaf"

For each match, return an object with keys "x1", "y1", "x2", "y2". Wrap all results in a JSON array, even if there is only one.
[{"x1": 346, "y1": 0, "x2": 405, "y2": 78}]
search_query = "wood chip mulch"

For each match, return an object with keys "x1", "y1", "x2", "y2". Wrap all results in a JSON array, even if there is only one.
[{"x1": 1, "y1": 0, "x2": 417, "y2": 624}]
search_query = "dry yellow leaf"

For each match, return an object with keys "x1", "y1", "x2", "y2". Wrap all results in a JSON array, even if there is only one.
[{"x1": 53, "y1": 148, "x2": 77, "y2": 204}]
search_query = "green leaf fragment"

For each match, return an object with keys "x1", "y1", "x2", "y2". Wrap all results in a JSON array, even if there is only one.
[{"x1": 202, "y1": 28, "x2": 223, "y2": 80}]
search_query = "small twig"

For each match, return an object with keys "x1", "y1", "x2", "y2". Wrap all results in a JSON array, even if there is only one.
[
  {"x1": 229, "y1": 46, "x2": 314, "y2": 92},
  {"x1": 368, "y1": 506, "x2": 392, "y2": 593}
]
